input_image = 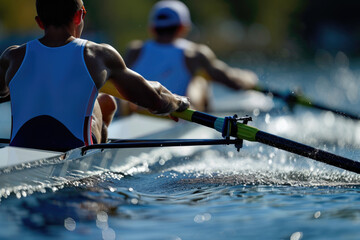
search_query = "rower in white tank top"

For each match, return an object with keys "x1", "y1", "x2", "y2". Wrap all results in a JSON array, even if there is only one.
[{"x1": 125, "y1": 1, "x2": 259, "y2": 112}]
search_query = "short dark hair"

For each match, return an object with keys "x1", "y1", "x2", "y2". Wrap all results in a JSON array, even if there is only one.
[{"x1": 36, "y1": 0, "x2": 82, "y2": 27}]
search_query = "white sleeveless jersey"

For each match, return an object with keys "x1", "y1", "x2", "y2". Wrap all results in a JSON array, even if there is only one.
[
  {"x1": 131, "y1": 39, "x2": 192, "y2": 96},
  {"x1": 9, "y1": 39, "x2": 98, "y2": 151}
]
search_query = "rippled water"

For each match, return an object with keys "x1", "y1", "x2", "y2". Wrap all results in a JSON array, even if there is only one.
[{"x1": 2, "y1": 63, "x2": 360, "y2": 239}]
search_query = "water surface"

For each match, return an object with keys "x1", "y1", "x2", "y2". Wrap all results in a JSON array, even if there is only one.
[{"x1": 1, "y1": 63, "x2": 360, "y2": 240}]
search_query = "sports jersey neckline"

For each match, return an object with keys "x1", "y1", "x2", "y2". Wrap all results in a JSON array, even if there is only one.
[{"x1": 35, "y1": 38, "x2": 79, "y2": 49}]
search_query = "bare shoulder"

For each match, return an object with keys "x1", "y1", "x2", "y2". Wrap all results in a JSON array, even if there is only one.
[
  {"x1": 183, "y1": 40, "x2": 216, "y2": 61},
  {"x1": 0, "y1": 44, "x2": 26, "y2": 95},
  {"x1": 0, "y1": 44, "x2": 26, "y2": 78},
  {"x1": 183, "y1": 40, "x2": 217, "y2": 73},
  {"x1": 126, "y1": 40, "x2": 144, "y2": 56},
  {"x1": 84, "y1": 41, "x2": 120, "y2": 60},
  {"x1": 83, "y1": 41, "x2": 127, "y2": 88},
  {"x1": 193, "y1": 43, "x2": 216, "y2": 60},
  {"x1": 127, "y1": 40, "x2": 144, "y2": 51},
  {"x1": 84, "y1": 41, "x2": 127, "y2": 69},
  {"x1": 1, "y1": 44, "x2": 26, "y2": 62},
  {"x1": 124, "y1": 40, "x2": 144, "y2": 67}
]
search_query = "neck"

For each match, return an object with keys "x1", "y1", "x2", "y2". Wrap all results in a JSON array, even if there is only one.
[
  {"x1": 154, "y1": 35, "x2": 177, "y2": 44},
  {"x1": 40, "y1": 26, "x2": 77, "y2": 47},
  {"x1": 153, "y1": 28, "x2": 187, "y2": 44}
]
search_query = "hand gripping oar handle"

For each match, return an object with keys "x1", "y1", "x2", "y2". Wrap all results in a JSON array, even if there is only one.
[{"x1": 171, "y1": 109, "x2": 360, "y2": 174}]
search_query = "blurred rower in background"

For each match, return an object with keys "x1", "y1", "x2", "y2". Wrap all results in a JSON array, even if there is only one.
[{"x1": 125, "y1": 0, "x2": 258, "y2": 112}]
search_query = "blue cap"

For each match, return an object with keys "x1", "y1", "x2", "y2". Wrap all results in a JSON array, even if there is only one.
[{"x1": 150, "y1": 0, "x2": 191, "y2": 28}]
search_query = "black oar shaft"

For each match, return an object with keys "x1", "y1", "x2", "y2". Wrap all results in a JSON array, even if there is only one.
[
  {"x1": 257, "y1": 86, "x2": 360, "y2": 120},
  {"x1": 256, "y1": 131, "x2": 360, "y2": 173},
  {"x1": 308, "y1": 102, "x2": 360, "y2": 120}
]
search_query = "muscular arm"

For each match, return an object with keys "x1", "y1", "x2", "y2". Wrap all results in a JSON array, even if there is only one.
[
  {"x1": 186, "y1": 44, "x2": 258, "y2": 90},
  {"x1": 88, "y1": 43, "x2": 189, "y2": 115}
]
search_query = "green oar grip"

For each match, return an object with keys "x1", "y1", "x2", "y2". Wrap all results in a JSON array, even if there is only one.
[
  {"x1": 172, "y1": 109, "x2": 259, "y2": 141},
  {"x1": 171, "y1": 109, "x2": 194, "y2": 122},
  {"x1": 236, "y1": 123, "x2": 259, "y2": 141}
]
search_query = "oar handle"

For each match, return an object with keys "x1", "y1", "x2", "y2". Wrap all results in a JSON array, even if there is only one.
[{"x1": 172, "y1": 109, "x2": 259, "y2": 141}]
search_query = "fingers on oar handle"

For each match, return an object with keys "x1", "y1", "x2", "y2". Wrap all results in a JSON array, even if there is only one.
[{"x1": 255, "y1": 131, "x2": 360, "y2": 174}]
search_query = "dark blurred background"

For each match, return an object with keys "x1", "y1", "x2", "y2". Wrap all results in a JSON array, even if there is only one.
[{"x1": 1, "y1": 0, "x2": 360, "y2": 66}]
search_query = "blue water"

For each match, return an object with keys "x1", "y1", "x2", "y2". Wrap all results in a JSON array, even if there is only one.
[
  {"x1": 3, "y1": 175, "x2": 360, "y2": 240},
  {"x1": 2, "y1": 61, "x2": 360, "y2": 240}
]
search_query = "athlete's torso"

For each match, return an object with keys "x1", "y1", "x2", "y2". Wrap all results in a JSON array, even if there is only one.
[
  {"x1": 131, "y1": 39, "x2": 192, "y2": 96},
  {"x1": 9, "y1": 38, "x2": 98, "y2": 151}
]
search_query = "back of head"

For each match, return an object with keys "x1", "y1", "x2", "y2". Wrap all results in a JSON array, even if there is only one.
[
  {"x1": 149, "y1": 0, "x2": 191, "y2": 29},
  {"x1": 36, "y1": 0, "x2": 82, "y2": 27}
]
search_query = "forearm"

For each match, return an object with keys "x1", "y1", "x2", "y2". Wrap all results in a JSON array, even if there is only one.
[
  {"x1": 100, "y1": 43, "x2": 189, "y2": 115},
  {"x1": 195, "y1": 45, "x2": 258, "y2": 90},
  {"x1": 145, "y1": 81, "x2": 188, "y2": 115},
  {"x1": 208, "y1": 61, "x2": 258, "y2": 90},
  {"x1": 207, "y1": 61, "x2": 243, "y2": 89}
]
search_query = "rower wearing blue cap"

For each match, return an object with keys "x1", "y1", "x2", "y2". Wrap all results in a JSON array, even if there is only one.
[{"x1": 126, "y1": 0, "x2": 258, "y2": 111}]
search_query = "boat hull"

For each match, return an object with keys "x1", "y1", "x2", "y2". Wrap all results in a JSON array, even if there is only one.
[{"x1": 0, "y1": 115, "x2": 215, "y2": 198}]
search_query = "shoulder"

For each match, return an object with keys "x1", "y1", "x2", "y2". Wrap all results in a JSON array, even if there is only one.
[
  {"x1": 84, "y1": 41, "x2": 118, "y2": 57},
  {"x1": 193, "y1": 43, "x2": 216, "y2": 61},
  {"x1": 127, "y1": 40, "x2": 145, "y2": 51},
  {"x1": 181, "y1": 40, "x2": 216, "y2": 61},
  {"x1": 83, "y1": 40, "x2": 127, "y2": 73},
  {"x1": 0, "y1": 44, "x2": 26, "y2": 74},
  {"x1": 125, "y1": 40, "x2": 145, "y2": 59},
  {"x1": 124, "y1": 40, "x2": 145, "y2": 67},
  {"x1": 1, "y1": 44, "x2": 26, "y2": 62},
  {"x1": 82, "y1": 40, "x2": 128, "y2": 88},
  {"x1": 182, "y1": 40, "x2": 217, "y2": 73},
  {"x1": 84, "y1": 41, "x2": 125, "y2": 66}
]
